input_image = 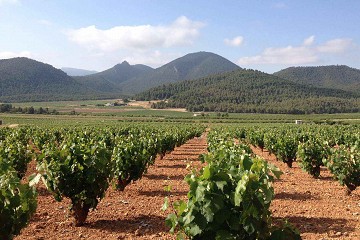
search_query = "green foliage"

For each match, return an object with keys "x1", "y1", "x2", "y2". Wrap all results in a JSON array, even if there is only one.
[
  {"x1": 136, "y1": 69, "x2": 360, "y2": 114},
  {"x1": 0, "y1": 57, "x2": 113, "y2": 102},
  {"x1": 324, "y1": 143, "x2": 360, "y2": 194},
  {"x1": 297, "y1": 139, "x2": 328, "y2": 177},
  {"x1": 121, "y1": 51, "x2": 240, "y2": 94},
  {"x1": 0, "y1": 127, "x2": 32, "y2": 178},
  {"x1": 75, "y1": 61, "x2": 153, "y2": 93},
  {"x1": 37, "y1": 132, "x2": 113, "y2": 226},
  {"x1": 274, "y1": 65, "x2": 360, "y2": 94},
  {"x1": 165, "y1": 132, "x2": 292, "y2": 239},
  {"x1": 274, "y1": 134, "x2": 298, "y2": 168},
  {"x1": 0, "y1": 158, "x2": 37, "y2": 240},
  {"x1": 112, "y1": 134, "x2": 157, "y2": 190}
]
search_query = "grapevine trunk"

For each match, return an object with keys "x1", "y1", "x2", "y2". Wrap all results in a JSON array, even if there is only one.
[{"x1": 71, "y1": 201, "x2": 91, "y2": 227}]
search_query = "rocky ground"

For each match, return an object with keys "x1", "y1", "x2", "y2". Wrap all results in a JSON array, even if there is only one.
[{"x1": 15, "y1": 133, "x2": 360, "y2": 239}]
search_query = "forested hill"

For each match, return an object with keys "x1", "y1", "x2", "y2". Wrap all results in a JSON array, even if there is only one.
[
  {"x1": 0, "y1": 57, "x2": 101, "y2": 102},
  {"x1": 274, "y1": 65, "x2": 360, "y2": 94},
  {"x1": 113, "y1": 51, "x2": 241, "y2": 94},
  {"x1": 136, "y1": 69, "x2": 360, "y2": 114},
  {"x1": 74, "y1": 61, "x2": 154, "y2": 93}
]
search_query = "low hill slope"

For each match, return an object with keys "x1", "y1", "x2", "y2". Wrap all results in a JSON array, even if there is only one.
[
  {"x1": 136, "y1": 69, "x2": 360, "y2": 114},
  {"x1": 0, "y1": 57, "x2": 101, "y2": 102},
  {"x1": 75, "y1": 61, "x2": 154, "y2": 93},
  {"x1": 120, "y1": 51, "x2": 241, "y2": 94},
  {"x1": 274, "y1": 65, "x2": 360, "y2": 94}
]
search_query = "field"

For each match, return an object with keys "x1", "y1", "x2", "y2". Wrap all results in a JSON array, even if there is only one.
[{"x1": 1, "y1": 103, "x2": 360, "y2": 239}]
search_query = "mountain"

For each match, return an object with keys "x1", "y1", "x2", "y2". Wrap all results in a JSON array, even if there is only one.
[
  {"x1": 136, "y1": 69, "x2": 360, "y2": 114},
  {"x1": 274, "y1": 65, "x2": 360, "y2": 94},
  {"x1": 0, "y1": 57, "x2": 102, "y2": 102},
  {"x1": 74, "y1": 61, "x2": 154, "y2": 93},
  {"x1": 61, "y1": 67, "x2": 98, "y2": 76},
  {"x1": 120, "y1": 51, "x2": 241, "y2": 94}
]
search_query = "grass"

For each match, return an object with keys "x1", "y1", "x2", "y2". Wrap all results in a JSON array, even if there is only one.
[{"x1": 2, "y1": 100, "x2": 360, "y2": 126}]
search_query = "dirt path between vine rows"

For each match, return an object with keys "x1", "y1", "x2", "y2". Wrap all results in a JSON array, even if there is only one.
[
  {"x1": 15, "y1": 133, "x2": 208, "y2": 240},
  {"x1": 15, "y1": 134, "x2": 360, "y2": 240},
  {"x1": 251, "y1": 147, "x2": 360, "y2": 240}
]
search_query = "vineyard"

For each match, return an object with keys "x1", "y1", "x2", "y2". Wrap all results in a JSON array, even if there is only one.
[{"x1": 0, "y1": 122, "x2": 359, "y2": 239}]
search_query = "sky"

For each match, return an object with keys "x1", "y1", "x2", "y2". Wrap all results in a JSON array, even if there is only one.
[{"x1": 0, "y1": 0, "x2": 360, "y2": 73}]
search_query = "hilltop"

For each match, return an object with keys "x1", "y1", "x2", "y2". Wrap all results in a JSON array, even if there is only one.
[
  {"x1": 0, "y1": 57, "x2": 102, "y2": 102},
  {"x1": 74, "y1": 61, "x2": 154, "y2": 93},
  {"x1": 274, "y1": 65, "x2": 360, "y2": 94},
  {"x1": 77, "y1": 51, "x2": 241, "y2": 95},
  {"x1": 136, "y1": 69, "x2": 360, "y2": 114}
]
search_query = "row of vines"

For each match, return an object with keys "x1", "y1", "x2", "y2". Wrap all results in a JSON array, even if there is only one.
[
  {"x1": 164, "y1": 129, "x2": 301, "y2": 239},
  {"x1": 0, "y1": 124, "x2": 205, "y2": 240},
  {"x1": 2, "y1": 123, "x2": 359, "y2": 239},
  {"x1": 237, "y1": 124, "x2": 360, "y2": 195}
]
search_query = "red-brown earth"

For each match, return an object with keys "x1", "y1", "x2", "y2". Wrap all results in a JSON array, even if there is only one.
[{"x1": 15, "y1": 134, "x2": 360, "y2": 239}]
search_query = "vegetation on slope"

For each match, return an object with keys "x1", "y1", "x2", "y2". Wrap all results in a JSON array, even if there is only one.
[
  {"x1": 120, "y1": 51, "x2": 241, "y2": 94},
  {"x1": 74, "y1": 61, "x2": 154, "y2": 93},
  {"x1": 136, "y1": 69, "x2": 360, "y2": 114},
  {"x1": 0, "y1": 58, "x2": 108, "y2": 102},
  {"x1": 274, "y1": 65, "x2": 360, "y2": 94}
]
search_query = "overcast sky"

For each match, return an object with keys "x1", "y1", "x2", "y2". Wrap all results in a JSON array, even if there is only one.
[{"x1": 1, "y1": 0, "x2": 359, "y2": 73}]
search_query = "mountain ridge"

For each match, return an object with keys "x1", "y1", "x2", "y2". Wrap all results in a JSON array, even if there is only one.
[
  {"x1": 76, "y1": 51, "x2": 241, "y2": 95},
  {"x1": 273, "y1": 65, "x2": 360, "y2": 94},
  {"x1": 136, "y1": 69, "x2": 360, "y2": 114},
  {"x1": 0, "y1": 57, "x2": 104, "y2": 102}
]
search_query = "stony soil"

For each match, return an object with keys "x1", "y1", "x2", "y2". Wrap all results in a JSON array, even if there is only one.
[
  {"x1": 252, "y1": 147, "x2": 360, "y2": 240},
  {"x1": 15, "y1": 134, "x2": 360, "y2": 240}
]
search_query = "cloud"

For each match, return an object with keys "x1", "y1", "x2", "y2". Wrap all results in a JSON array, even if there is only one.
[
  {"x1": 122, "y1": 50, "x2": 181, "y2": 68},
  {"x1": 303, "y1": 35, "x2": 315, "y2": 46},
  {"x1": 224, "y1": 36, "x2": 244, "y2": 47},
  {"x1": 0, "y1": 51, "x2": 31, "y2": 59},
  {"x1": 238, "y1": 36, "x2": 353, "y2": 66},
  {"x1": 66, "y1": 16, "x2": 205, "y2": 51},
  {"x1": 317, "y1": 38, "x2": 353, "y2": 53}
]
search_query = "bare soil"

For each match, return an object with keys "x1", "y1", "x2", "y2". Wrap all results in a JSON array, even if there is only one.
[
  {"x1": 252, "y1": 147, "x2": 360, "y2": 240},
  {"x1": 15, "y1": 136, "x2": 360, "y2": 239},
  {"x1": 15, "y1": 134, "x2": 208, "y2": 240}
]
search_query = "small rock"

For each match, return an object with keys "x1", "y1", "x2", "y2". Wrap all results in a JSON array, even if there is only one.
[
  {"x1": 58, "y1": 206, "x2": 64, "y2": 209},
  {"x1": 335, "y1": 231, "x2": 342, "y2": 236},
  {"x1": 353, "y1": 212, "x2": 359, "y2": 216}
]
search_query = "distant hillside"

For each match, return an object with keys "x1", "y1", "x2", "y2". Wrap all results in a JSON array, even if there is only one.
[
  {"x1": 61, "y1": 67, "x2": 98, "y2": 76},
  {"x1": 120, "y1": 51, "x2": 241, "y2": 94},
  {"x1": 136, "y1": 69, "x2": 360, "y2": 114},
  {"x1": 0, "y1": 57, "x2": 104, "y2": 102},
  {"x1": 274, "y1": 65, "x2": 360, "y2": 94},
  {"x1": 75, "y1": 61, "x2": 154, "y2": 93}
]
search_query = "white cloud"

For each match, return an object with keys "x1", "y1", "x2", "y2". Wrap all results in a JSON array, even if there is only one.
[
  {"x1": 0, "y1": 51, "x2": 31, "y2": 59},
  {"x1": 238, "y1": 36, "x2": 353, "y2": 66},
  {"x1": 303, "y1": 35, "x2": 315, "y2": 46},
  {"x1": 317, "y1": 38, "x2": 353, "y2": 53},
  {"x1": 122, "y1": 50, "x2": 181, "y2": 68},
  {"x1": 66, "y1": 16, "x2": 205, "y2": 52},
  {"x1": 224, "y1": 36, "x2": 244, "y2": 47}
]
